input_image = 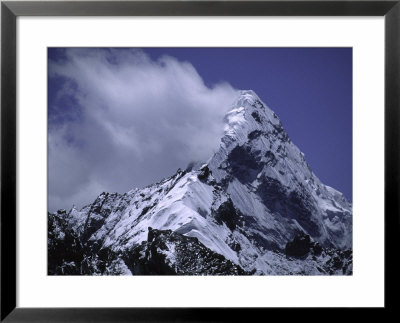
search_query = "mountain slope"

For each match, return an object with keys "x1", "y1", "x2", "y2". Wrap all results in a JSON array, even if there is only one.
[
  {"x1": 208, "y1": 90, "x2": 352, "y2": 251},
  {"x1": 49, "y1": 90, "x2": 352, "y2": 275}
]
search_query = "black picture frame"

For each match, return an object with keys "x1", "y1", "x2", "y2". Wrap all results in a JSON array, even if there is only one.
[{"x1": 1, "y1": 0, "x2": 399, "y2": 321}]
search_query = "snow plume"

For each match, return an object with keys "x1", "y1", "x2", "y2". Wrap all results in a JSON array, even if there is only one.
[{"x1": 48, "y1": 48, "x2": 237, "y2": 212}]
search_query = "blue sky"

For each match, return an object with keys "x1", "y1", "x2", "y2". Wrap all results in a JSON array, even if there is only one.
[{"x1": 48, "y1": 47, "x2": 352, "y2": 211}]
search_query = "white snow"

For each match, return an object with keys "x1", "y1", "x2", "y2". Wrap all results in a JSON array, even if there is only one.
[{"x1": 57, "y1": 90, "x2": 352, "y2": 275}]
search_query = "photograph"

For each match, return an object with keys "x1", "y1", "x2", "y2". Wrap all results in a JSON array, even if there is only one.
[
  {"x1": 2, "y1": 0, "x2": 396, "y2": 318},
  {"x1": 47, "y1": 47, "x2": 353, "y2": 276}
]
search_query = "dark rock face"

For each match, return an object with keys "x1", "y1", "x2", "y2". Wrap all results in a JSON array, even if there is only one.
[
  {"x1": 256, "y1": 176, "x2": 287, "y2": 212},
  {"x1": 49, "y1": 221, "x2": 249, "y2": 275},
  {"x1": 212, "y1": 198, "x2": 243, "y2": 231},
  {"x1": 264, "y1": 151, "x2": 277, "y2": 167},
  {"x1": 323, "y1": 248, "x2": 353, "y2": 275},
  {"x1": 197, "y1": 165, "x2": 211, "y2": 182},
  {"x1": 123, "y1": 228, "x2": 249, "y2": 275},
  {"x1": 284, "y1": 233, "x2": 353, "y2": 275},
  {"x1": 256, "y1": 176, "x2": 321, "y2": 238},
  {"x1": 287, "y1": 190, "x2": 320, "y2": 237},
  {"x1": 48, "y1": 212, "x2": 84, "y2": 275},
  {"x1": 248, "y1": 130, "x2": 264, "y2": 141},
  {"x1": 227, "y1": 145, "x2": 264, "y2": 184},
  {"x1": 251, "y1": 111, "x2": 262, "y2": 123},
  {"x1": 285, "y1": 232, "x2": 312, "y2": 258},
  {"x1": 81, "y1": 193, "x2": 120, "y2": 241},
  {"x1": 49, "y1": 212, "x2": 126, "y2": 275}
]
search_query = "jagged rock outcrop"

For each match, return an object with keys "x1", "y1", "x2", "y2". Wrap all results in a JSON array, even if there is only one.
[{"x1": 123, "y1": 228, "x2": 249, "y2": 275}]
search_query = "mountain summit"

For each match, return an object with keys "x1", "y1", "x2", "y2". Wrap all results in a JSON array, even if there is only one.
[{"x1": 49, "y1": 90, "x2": 352, "y2": 275}]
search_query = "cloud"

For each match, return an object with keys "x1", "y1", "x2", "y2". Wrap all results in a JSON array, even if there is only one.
[{"x1": 48, "y1": 48, "x2": 238, "y2": 212}]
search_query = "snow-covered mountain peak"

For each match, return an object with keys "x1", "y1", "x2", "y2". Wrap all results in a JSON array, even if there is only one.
[
  {"x1": 230, "y1": 90, "x2": 277, "y2": 119},
  {"x1": 49, "y1": 89, "x2": 352, "y2": 276},
  {"x1": 220, "y1": 90, "x2": 283, "y2": 149},
  {"x1": 234, "y1": 89, "x2": 260, "y2": 105},
  {"x1": 209, "y1": 89, "x2": 352, "y2": 251}
]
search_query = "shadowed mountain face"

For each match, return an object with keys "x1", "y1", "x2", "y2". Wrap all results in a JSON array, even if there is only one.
[{"x1": 48, "y1": 90, "x2": 352, "y2": 275}]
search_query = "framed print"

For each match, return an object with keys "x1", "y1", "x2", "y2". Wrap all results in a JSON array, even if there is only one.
[
  {"x1": 1, "y1": 0, "x2": 399, "y2": 321},
  {"x1": 45, "y1": 46, "x2": 353, "y2": 277}
]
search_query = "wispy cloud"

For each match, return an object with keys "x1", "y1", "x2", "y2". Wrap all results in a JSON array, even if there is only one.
[{"x1": 48, "y1": 48, "x2": 237, "y2": 212}]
